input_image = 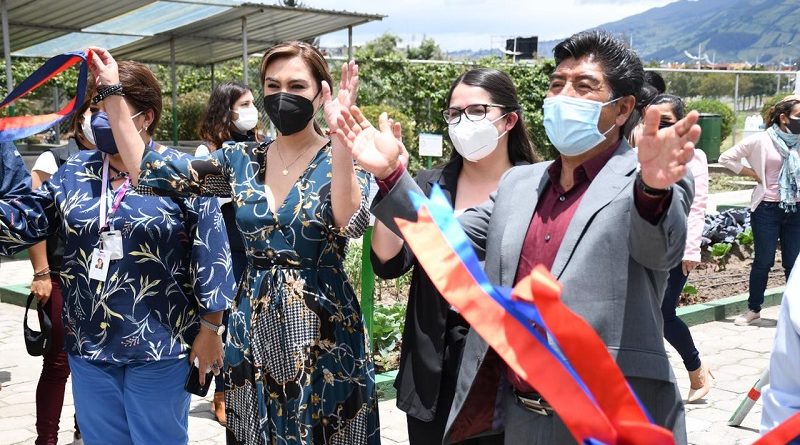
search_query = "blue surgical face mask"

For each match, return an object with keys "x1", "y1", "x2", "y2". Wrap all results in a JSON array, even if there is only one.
[
  {"x1": 543, "y1": 95, "x2": 620, "y2": 156},
  {"x1": 91, "y1": 111, "x2": 144, "y2": 155}
]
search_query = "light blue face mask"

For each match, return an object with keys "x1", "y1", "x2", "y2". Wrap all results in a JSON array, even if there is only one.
[{"x1": 543, "y1": 95, "x2": 621, "y2": 157}]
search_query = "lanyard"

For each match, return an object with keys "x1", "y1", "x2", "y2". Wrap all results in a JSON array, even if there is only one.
[{"x1": 100, "y1": 155, "x2": 130, "y2": 231}]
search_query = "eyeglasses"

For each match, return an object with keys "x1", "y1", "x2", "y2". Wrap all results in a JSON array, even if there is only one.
[{"x1": 441, "y1": 103, "x2": 506, "y2": 125}]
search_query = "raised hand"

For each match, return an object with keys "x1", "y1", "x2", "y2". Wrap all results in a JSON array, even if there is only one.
[
  {"x1": 86, "y1": 47, "x2": 119, "y2": 87},
  {"x1": 322, "y1": 61, "x2": 359, "y2": 132},
  {"x1": 388, "y1": 117, "x2": 409, "y2": 169},
  {"x1": 330, "y1": 106, "x2": 403, "y2": 179},
  {"x1": 637, "y1": 107, "x2": 701, "y2": 190}
]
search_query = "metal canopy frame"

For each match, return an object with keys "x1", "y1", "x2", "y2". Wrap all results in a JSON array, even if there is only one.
[{"x1": 1, "y1": 0, "x2": 383, "y2": 143}]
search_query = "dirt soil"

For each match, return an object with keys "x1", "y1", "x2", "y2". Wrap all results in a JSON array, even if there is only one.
[{"x1": 682, "y1": 245, "x2": 786, "y2": 306}]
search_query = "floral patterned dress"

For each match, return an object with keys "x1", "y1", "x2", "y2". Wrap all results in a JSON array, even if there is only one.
[{"x1": 139, "y1": 141, "x2": 380, "y2": 445}]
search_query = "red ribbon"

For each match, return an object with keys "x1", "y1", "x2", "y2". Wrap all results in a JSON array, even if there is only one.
[
  {"x1": 396, "y1": 205, "x2": 674, "y2": 445},
  {"x1": 754, "y1": 413, "x2": 800, "y2": 445},
  {"x1": 0, "y1": 51, "x2": 89, "y2": 142}
]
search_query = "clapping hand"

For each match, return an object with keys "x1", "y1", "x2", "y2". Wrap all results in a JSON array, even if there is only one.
[
  {"x1": 637, "y1": 107, "x2": 701, "y2": 190},
  {"x1": 322, "y1": 61, "x2": 359, "y2": 132},
  {"x1": 330, "y1": 106, "x2": 407, "y2": 179}
]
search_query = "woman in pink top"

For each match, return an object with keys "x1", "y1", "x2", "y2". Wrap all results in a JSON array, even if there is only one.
[
  {"x1": 719, "y1": 95, "x2": 800, "y2": 326},
  {"x1": 649, "y1": 95, "x2": 713, "y2": 403}
]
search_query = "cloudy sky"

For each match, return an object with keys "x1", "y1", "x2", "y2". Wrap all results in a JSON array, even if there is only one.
[{"x1": 308, "y1": 0, "x2": 678, "y2": 52}]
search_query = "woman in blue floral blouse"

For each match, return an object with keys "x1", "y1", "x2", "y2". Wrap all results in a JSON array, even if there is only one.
[
  {"x1": 0, "y1": 61, "x2": 235, "y2": 445},
  {"x1": 89, "y1": 43, "x2": 379, "y2": 444}
]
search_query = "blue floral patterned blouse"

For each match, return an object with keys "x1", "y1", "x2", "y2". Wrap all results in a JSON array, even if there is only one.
[{"x1": 0, "y1": 146, "x2": 235, "y2": 363}]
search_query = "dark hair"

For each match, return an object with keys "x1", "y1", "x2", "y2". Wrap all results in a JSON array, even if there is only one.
[
  {"x1": 650, "y1": 94, "x2": 685, "y2": 121},
  {"x1": 118, "y1": 61, "x2": 162, "y2": 135},
  {"x1": 766, "y1": 96, "x2": 800, "y2": 129},
  {"x1": 260, "y1": 41, "x2": 332, "y2": 136},
  {"x1": 644, "y1": 71, "x2": 666, "y2": 94},
  {"x1": 198, "y1": 82, "x2": 253, "y2": 150},
  {"x1": 444, "y1": 68, "x2": 537, "y2": 164},
  {"x1": 554, "y1": 30, "x2": 644, "y2": 137},
  {"x1": 623, "y1": 83, "x2": 659, "y2": 139}
]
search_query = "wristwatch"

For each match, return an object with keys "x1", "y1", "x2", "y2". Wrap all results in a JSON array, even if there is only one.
[
  {"x1": 636, "y1": 171, "x2": 670, "y2": 196},
  {"x1": 199, "y1": 317, "x2": 225, "y2": 336}
]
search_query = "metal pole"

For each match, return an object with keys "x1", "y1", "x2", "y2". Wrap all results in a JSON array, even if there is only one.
[
  {"x1": 795, "y1": 71, "x2": 800, "y2": 95},
  {"x1": 733, "y1": 74, "x2": 739, "y2": 145},
  {"x1": 347, "y1": 25, "x2": 353, "y2": 61},
  {"x1": 360, "y1": 227, "x2": 375, "y2": 346},
  {"x1": 2, "y1": 0, "x2": 13, "y2": 105},
  {"x1": 777, "y1": 74, "x2": 781, "y2": 94},
  {"x1": 241, "y1": 16, "x2": 248, "y2": 86},
  {"x1": 210, "y1": 63, "x2": 215, "y2": 89},
  {"x1": 170, "y1": 36, "x2": 178, "y2": 146},
  {"x1": 53, "y1": 84, "x2": 61, "y2": 142},
  {"x1": 513, "y1": 37, "x2": 518, "y2": 63}
]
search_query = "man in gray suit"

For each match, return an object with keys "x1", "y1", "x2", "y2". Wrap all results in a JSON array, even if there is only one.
[{"x1": 342, "y1": 30, "x2": 699, "y2": 445}]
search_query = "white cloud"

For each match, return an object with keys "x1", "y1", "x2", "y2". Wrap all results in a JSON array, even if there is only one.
[{"x1": 308, "y1": 0, "x2": 677, "y2": 51}]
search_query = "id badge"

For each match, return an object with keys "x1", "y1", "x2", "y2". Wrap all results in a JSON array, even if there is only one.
[
  {"x1": 100, "y1": 230, "x2": 124, "y2": 260},
  {"x1": 89, "y1": 249, "x2": 112, "y2": 282}
]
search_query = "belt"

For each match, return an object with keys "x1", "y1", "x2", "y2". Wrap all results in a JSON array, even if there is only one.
[
  {"x1": 249, "y1": 249, "x2": 305, "y2": 269},
  {"x1": 249, "y1": 250, "x2": 336, "y2": 271},
  {"x1": 514, "y1": 390, "x2": 554, "y2": 416}
]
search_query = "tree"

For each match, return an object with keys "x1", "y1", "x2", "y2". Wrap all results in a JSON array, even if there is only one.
[
  {"x1": 281, "y1": 0, "x2": 304, "y2": 7},
  {"x1": 407, "y1": 37, "x2": 446, "y2": 60},
  {"x1": 355, "y1": 33, "x2": 405, "y2": 60}
]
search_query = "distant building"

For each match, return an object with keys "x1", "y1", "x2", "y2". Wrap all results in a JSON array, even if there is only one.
[{"x1": 505, "y1": 36, "x2": 538, "y2": 60}]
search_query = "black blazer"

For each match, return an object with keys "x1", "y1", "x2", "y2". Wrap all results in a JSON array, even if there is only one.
[{"x1": 371, "y1": 159, "x2": 464, "y2": 422}]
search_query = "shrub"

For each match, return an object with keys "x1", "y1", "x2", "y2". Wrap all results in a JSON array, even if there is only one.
[
  {"x1": 156, "y1": 90, "x2": 210, "y2": 142},
  {"x1": 686, "y1": 98, "x2": 735, "y2": 141},
  {"x1": 372, "y1": 302, "x2": 406, "y2": 371}
]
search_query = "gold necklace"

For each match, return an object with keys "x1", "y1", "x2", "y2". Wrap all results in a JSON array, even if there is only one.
[{"x1": 275, "y1": 142, "x2": 312, "y2": 176}]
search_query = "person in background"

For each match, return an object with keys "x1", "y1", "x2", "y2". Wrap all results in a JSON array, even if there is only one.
[
  {"x1": 345, "y1": 30, "x2": 699, "y2": 445},
  {"x1": 96, "y1": 41, "x2": 379, "y2": 444},
  {"x1": 648, "y1": 94, "x2": 714, "y2": 403},
  {"x1": 644, "y1": 71, "x2": 667, "y2": 95},
  {"x1": 28, "y1": 100, "x2": 95, "y2": 445},
  {"x1": 370, "y1": 67, "x2": 536, "y2": 445},
  {"x1": 719, "y1": 95, "x2": 800, "y2": 326},
  {"x1": 0, "y1": 59, "x2": 235, "y2": 444},
  {"x1": 196, "y1": 81, "x2": 260, "y2": 156},
  {"x1": 194, "y1": 81, "x2": 259, "y2": 426}
]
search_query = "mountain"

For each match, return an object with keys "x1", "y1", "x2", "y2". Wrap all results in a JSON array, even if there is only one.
[{"x1": 538, "y1": 0, "x2": 800, "y2": 64}]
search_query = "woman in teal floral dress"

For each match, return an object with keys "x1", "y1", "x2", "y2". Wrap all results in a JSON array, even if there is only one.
[{"x1": 88, "y1": 43, "x2": 379, "y2": 444}]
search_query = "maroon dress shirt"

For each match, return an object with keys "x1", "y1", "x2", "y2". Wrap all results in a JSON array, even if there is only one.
[{"x1": 508, "y1": 141, "x2": 671, "y2": 393}]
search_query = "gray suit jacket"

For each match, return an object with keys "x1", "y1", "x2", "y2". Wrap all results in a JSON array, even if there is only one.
[{"x1": 372, "y1": 140, "x2": 693, "y2": 442}]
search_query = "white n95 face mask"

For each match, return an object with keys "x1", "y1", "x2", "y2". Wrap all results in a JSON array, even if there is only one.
[
  {"x1": 448, "y1": 114, "x2": 508, "y2": 162},
  {"x1": 81, "y1": 115, "x2": 96, "y2": 146},
  {"x1": 232, "y1": 106, "x2": 259, "y2": 132},
  {"x1": 543, "y1": 95, "x2": 620, "y2": 156}
]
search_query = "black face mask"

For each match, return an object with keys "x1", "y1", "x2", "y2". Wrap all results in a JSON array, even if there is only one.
[
  {"x1": 787, "y1": 117, "x2": 800, "y2": 135},
  {"x1": 263, "y1": 92, "x2": 317, "y2": 136}
]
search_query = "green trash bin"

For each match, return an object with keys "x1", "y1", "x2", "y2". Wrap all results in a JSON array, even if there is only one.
[{"x1": 696, "y1": 113, "x2": 722, "y2": 162}]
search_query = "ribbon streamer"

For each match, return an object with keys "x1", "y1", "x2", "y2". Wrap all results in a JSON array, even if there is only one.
[
  {"x1": 0, "y1": 51, "x2": 89, "y2": 142},
  {"x1": 754, "y1": 413, "x2": 800, "y2": 445},
  {"x1": 396, "y1": 184, "x2": 674, "y2": 445}
]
